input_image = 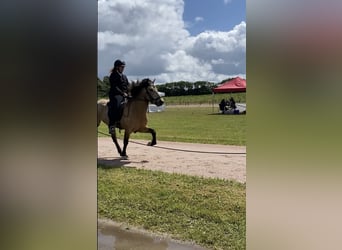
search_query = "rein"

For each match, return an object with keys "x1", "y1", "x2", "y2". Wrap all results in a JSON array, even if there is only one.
[{"x1": 132, "y1": 97, "x2": 148, "y2": 102}]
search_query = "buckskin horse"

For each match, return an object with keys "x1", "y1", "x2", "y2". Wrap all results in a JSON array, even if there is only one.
[{"x1": 97, "y1": 78, "x2": 164, "y2": 157}]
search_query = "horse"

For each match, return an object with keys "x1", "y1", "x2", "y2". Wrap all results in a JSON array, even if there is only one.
[{"x1": 97, "y1": 78, "x2": 164, "y2": 157}]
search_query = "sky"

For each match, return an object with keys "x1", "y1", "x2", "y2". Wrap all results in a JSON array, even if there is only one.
[{"x1": 98, "y1": 0, "x2": 246, "y2": 84}]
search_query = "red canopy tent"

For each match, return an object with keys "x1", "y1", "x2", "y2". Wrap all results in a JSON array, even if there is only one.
[{"x1": 212, "y1": 77, "x2": 246, "y2": 93}]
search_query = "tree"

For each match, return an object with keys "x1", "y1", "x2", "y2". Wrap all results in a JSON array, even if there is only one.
[
  {"x1": 98, "y1": 76, "x2": 219, "y2": 97},
  {"x1": 156, "y1": 80, "x2": 216, "y2": 96},
  {"x1": 97, "y1": 76, "x2": 110, "y2": 98}
]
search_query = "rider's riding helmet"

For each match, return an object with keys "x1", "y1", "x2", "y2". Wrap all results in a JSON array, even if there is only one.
[{"x1": 114, "y1": 59, "x2": 126, "y2": 68}]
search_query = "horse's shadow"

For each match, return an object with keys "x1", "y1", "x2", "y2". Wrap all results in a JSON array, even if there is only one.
[{"x1": 97, "y1": 157, "x2": 149, "y2": 169}]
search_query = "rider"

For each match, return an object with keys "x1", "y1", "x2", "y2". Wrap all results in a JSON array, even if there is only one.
[{"x1": 107, "y1": 59, "x2": 129, "y2": 134}]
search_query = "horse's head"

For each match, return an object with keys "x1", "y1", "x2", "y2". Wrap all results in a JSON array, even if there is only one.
[{"x1": 134, "y1": 79, "x2": 164, "y2": 106}]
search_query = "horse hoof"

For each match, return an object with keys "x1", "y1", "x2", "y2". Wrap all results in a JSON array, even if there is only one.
[
  {"x1": 147, "y1": 141, "x2": 156, "y2": 146},
  {"x1": 120, "y1": 153, "x2": 128, "y2": 159}
]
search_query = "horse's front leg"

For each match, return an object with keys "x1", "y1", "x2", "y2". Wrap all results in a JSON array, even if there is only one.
[
  {"x1": 110, "y1": 131, "x2": 122, "y2": 156},
  {"x1": 148, "y1": 128, "x2": 157, "y2": 146},
  {"x1": 121, "y1": 131, "x2": 131, "y2": 157},
  {"x1": 138, "y1": 127, "x2": 157, "y2": 146}
]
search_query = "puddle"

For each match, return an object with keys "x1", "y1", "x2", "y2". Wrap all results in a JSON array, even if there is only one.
[{"x1": 98, "y1": 220, "x2": 207, "y2": 250}]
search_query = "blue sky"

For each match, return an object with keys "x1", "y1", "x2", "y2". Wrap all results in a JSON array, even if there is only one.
[
  {"x1": 98, "y1": 0, "x2": 246, "y2": 83},
  {"x1": 183, "y1": 0, "x2": 246, "y2": 35}
]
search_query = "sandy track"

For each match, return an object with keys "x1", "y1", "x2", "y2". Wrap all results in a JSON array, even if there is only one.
[{"x1": 98, "y1": 137, "x2": 246, "y2": 183}]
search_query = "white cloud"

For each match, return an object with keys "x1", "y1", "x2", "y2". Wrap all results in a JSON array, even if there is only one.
[
  {"x1": 212, "y1": 58, "x2": 225, "y2": 65},
  {"x1": 98, "y1": 0, "x2": 245, "y2": 83},
  {"x1": 186, "y1": 22, "x2": 246, "y2": 75},
  {"x1": 195, "y1": 16, "x2": 204, "y2": 22}
]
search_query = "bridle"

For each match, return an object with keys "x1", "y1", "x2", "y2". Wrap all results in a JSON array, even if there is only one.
[
  {"x1": 132, "y1": 82, "x2": 161, "y2": 103},
  {"x1": 129, "y1": 79, "x2": 162, "y2": 104},
  {"x1": 123, "y1": 81, "x2": 162, "y2": 117},
  {"x1": 145, "y1": 85, "x2": 162, "y2": 104}
]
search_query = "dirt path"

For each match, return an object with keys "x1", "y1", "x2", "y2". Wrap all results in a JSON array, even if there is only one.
[{"x1": 98, "y1": 137, "x2": 246, "y2": 183}]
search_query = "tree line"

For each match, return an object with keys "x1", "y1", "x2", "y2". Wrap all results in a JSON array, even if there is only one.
[{"x1": 97, "y1": 76, "x2": 234, "y2": 98}]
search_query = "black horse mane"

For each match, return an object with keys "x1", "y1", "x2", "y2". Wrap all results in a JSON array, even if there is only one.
[{"x1": 130, "y1": 78, "x2": 151, "y2": 98}]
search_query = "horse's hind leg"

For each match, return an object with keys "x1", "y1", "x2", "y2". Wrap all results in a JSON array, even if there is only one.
[{"x1": 110, "y1": 131, "x2": 122, "y2": 156}]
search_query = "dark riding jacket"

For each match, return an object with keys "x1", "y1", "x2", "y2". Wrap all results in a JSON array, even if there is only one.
[
  {"x1": 107, "y1": 70, "x2": 129, "y2": 126},
  {"x1": 109, "y1": 70, "x2": 129, "y2": 101}
]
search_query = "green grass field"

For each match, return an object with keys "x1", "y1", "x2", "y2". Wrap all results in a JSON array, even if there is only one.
[
  {"x1": 98, "y1": 167, "x2": 246, "y2": 250},
  {"x1": 98, "y1": 106, "x2": 246, "y2": 146}
]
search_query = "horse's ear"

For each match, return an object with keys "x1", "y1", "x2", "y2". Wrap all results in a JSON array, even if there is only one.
[{"x1": 152, "y1": 79, "x2": 156, "y2": 85}]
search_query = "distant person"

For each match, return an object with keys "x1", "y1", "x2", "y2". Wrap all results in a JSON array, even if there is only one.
[
  {"x1": 219, "y1": 99, "x2": 226, "y2": 112},
  {"x1": 229, "y1": 97, "x2": 237, "y2": 110},
  {"x1": 107, "y1": 59, "x2": 129, "y2": 134}
]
